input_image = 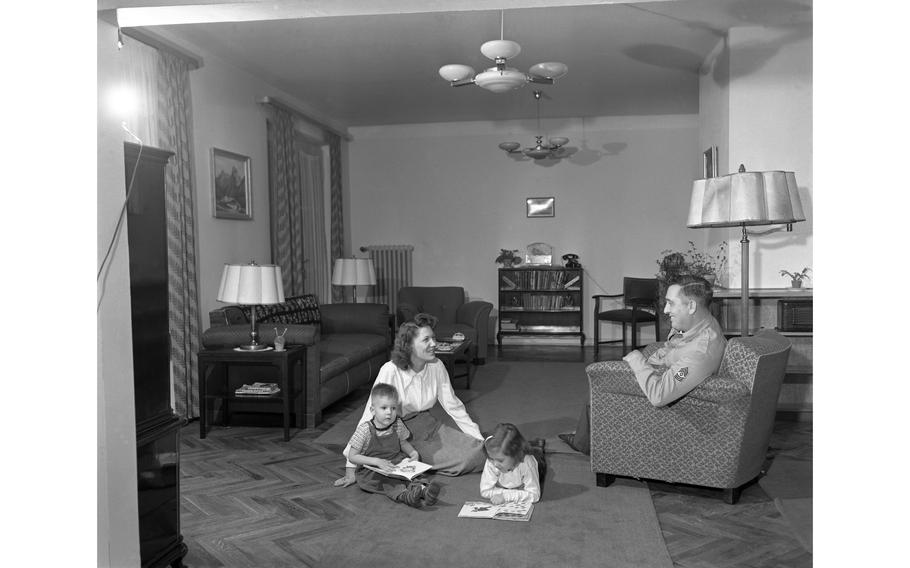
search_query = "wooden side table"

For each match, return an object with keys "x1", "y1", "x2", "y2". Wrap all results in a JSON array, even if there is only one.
[
  {"x1": 435, "y1": 339, "x2": 475, "y2": 389},
  {"x1": 197, "y1": 345, "x2": 306, "y2": 441}
]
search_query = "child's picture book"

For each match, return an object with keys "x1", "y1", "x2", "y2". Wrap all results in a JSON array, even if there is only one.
[
  {"x1": 363, "y1": 458, "x2": 432, "y2": 481},
  {"x1": 457, "y1": 500, "x2": 534, "y2": 522}
]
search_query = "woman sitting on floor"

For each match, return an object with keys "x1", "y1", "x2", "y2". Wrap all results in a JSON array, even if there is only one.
[{"x1": 334, "y1": 312, "x2": 486, "y2": 487}]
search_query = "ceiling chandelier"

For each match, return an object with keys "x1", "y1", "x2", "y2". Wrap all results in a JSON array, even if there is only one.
[
  {"x1": 438, "y1": 12, "x2": 568, "y2": 93},
  {"x1": 499, "y1": 90, "x2": 569, "y2": 160}
]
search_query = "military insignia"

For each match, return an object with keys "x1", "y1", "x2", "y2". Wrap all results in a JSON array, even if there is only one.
[{"x1": 674, "y1": 367, "x2": 689, "y2": 382}]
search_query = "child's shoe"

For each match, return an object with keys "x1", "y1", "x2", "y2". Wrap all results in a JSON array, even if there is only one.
[
  {"x1": 398, "y1": 483, "x2": 425, "y2": 508},
  {"x1": 422, "y1": 481, "x2": 441, "y2": 506}
]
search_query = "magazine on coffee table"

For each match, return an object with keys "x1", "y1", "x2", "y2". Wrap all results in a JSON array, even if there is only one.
[
  {"x1": 362, "y1": 458, "x2": 432, "y2": 481},
  {"x1": 457, "y1": 500, "x2": 533, "y2": 522}
]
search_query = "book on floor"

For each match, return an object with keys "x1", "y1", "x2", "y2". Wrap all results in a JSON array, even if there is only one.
[
  {"x1": 457, "y1": 500, "x2": 534, "y2": 522},
  {"x1": 362, "y1": 458, "x2": 432, "y2": 481}
]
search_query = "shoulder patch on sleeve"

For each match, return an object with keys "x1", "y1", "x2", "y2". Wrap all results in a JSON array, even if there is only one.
[{"x1": 674, "y1": 367, "x2": 689, "y2": 381}]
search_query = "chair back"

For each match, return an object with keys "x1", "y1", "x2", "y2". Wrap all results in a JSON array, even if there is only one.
[
  {"x1": 623, "y1": 277, "x2": 659, "y2": 310},
  {"x1": 397, "y1": 286, "x2": 466, "y2": 324}
]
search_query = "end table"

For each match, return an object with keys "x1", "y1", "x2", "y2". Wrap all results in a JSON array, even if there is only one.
[{"x1": 197, "y1": 345, "x2": 306, "y2": 441}]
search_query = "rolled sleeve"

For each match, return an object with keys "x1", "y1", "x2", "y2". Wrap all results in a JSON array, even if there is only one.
[{"x1": 633, "y1": 349, "x2": 719, "y2": 407}]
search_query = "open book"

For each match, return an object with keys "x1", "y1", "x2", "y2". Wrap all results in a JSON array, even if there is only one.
[
  {"x1": 457, "y1": 500, "x2": 534, "y2": 522},
  {"x1": 362, "y1": 458, "x2": 432, "y2": 481}
]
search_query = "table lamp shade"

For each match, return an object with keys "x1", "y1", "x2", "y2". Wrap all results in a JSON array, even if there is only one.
[
  {"x1": 687, "y1": 170, "x2": 805, "y2": 228},
  {"x1": 331, "y1": 258, "x2": 376, "y2": 286},
  {"x1": 217, "y1": 263, "x2": 285, "y2": 305}
]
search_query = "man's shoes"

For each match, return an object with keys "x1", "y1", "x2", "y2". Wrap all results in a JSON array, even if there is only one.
[
  {"x1": 559, "y1": 432, "x2": 581, "y2": 452},
  {"x1": 529, "y1": 437, "x2": 546, "y2": 453}
]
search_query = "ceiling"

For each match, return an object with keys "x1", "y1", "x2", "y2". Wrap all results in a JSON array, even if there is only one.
[{"x1": 106, "y1": 0, "x2": 812, "y2": 128}]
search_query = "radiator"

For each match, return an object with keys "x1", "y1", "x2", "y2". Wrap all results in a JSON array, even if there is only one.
[{"x1": 360, "y1": 245, "x2": 413, "y2": 317}]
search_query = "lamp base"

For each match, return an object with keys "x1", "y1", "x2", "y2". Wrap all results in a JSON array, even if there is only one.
[{"x1": 233, "y1": 344, "x2": 273, "y2": 352}]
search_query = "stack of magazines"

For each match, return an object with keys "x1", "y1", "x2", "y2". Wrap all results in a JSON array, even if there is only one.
[{"x1": 235, "y1": 382, "x2": 280, "y2": 395}]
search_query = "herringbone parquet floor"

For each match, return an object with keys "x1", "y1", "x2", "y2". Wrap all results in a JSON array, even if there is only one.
[{"x1": 180, "y1": 345, "x2": 811, "y2": 567}]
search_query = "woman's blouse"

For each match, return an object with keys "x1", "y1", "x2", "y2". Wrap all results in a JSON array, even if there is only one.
[{"x1": 480, "y1": 454, "x2": 541, "y2": 503}]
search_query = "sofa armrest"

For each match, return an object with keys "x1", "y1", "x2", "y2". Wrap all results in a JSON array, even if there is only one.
[
  {"x1": 208, "y1": 305, "x2": 248, "y2": 327},
  {"x1": 201, "y1": 323, "x2": 318, "y2": 349},
  {"x1": 320, "y1": 303, "x2": 390, "y2": 338}
]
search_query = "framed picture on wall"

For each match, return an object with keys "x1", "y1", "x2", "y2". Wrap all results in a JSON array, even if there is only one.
[
  {"x1": 703, "y1": 146, "x2": 719, "y2": 178},
  {"x1": 527, "y1": 197, "x2": 555, "y2": 218},
  {"x1": 212, "y1": 147, "x2": 252, "y2": 219}
]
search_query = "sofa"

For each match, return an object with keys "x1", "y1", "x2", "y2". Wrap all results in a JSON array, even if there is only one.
[
  {"x1": 587, "y1": 329, "x2": 791, "y2": 504},
  {"x1": 397, "y1": 286, "x2": 494, "y2": 364},
  {"x1": 202, "y1": 294, "x2": 391, "y2": 428}
]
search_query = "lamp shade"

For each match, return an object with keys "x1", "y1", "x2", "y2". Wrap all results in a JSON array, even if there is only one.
[
  {"x1": 687, "y1": 170, "x2": 805, "y2": 228},
  {"x1": 217, "y1": 262, "x2": 285, "y2": 305},
  {"x1": 331, "y1": 258, "x2": 376, "y2": 286}
]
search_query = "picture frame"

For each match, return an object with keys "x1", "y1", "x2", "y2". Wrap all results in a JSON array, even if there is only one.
[
  {"x1": 703, "y1": 146, "x2": 719, "y2": 179},
  {"x1": 212, "y1": 147, "x2": 252, "y2": 219},
  {"x1": 526, "y1": 197, "x2": 555, "y2": 218}
]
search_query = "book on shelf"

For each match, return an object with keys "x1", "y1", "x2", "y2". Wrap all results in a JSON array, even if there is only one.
[
  {"x1": 362, "y1": 458, "x2": 432, "y2": 481},
  {"x1": 457, "y1": 500, "x2": 533, "y2": 522},
  {"x1": 235, "y1": 382, "x2": 280, "y2": 395},
  {"x1": 563, "y1": 275, "x2": 581, "y2": 288}
]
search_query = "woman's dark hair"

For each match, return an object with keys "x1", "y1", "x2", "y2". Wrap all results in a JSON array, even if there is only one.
[
  {"x1": 483, "y1": 423, "x2": 528, "y2": 463},
  {"x1": 391, "y1": 312, "x2": 438, "y2": 370}
]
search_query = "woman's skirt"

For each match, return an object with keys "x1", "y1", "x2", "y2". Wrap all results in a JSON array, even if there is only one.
[{"x1": 402, "y1": 411, "x2": 485, "y2": 476}]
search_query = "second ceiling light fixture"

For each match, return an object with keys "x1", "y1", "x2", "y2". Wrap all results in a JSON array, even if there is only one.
[
  {"x1": 499, "y1": 90, "x2": 569, "y2": 160},
  {"x1": 438, "y1": 11, "x2": 568, "y2": 93}
]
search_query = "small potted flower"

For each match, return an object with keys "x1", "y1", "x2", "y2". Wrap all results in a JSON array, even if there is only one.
[
  {"x1": 495, "y1": 249, "x2": 523, "y2": 268},
  {"x1": 779, "y1": 267, "x2": 811, "y2": 288}
]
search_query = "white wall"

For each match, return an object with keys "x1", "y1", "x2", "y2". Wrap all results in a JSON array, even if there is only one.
[
  {"x1": 698, "y1": 26, "x2": 813, "y2": 289},
  {"x1": 348, "y1": 114, "x2": 700, "y2": 342}
]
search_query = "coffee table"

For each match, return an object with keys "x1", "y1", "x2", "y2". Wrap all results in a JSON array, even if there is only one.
[{"x1": 435, "y1": 338, "x2": 475, "y2": 389}]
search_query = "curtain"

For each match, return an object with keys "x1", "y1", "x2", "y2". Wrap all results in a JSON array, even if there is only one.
[
  {"x1": 327, "y1": 132, "x2": 345, "y2": 303},
  {"x1": 296, "y1": 134, "x2": 331, "y2": 303},
  {"x1": 115, "y1": 37, "x2": 159, "y2": 145},
  {"x1": 266, "y1": 107, "x2": 306, "y2": 296},
  {"x1": 158, "y1": 50, "x2": 201, "y2": 420}
]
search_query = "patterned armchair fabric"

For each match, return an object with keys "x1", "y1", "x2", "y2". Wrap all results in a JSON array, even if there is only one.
[{"x1": 587, "y1": 329, "x2": 791, "y2": 498}]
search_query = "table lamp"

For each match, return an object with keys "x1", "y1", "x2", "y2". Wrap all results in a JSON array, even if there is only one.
[
  {"x1": 331, "y1": 258, "x2": 376, "y2": 303},
  {"x1": 217, "y1": 261, "x2": 285, "y2": 351},
  {"x1": 687, "y1": 165, "x2": 805, "y2": 337}
]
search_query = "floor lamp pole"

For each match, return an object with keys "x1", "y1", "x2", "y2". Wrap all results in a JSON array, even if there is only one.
[{"x1": 740, "y1": 225, "x2": 750, "y2": 338}]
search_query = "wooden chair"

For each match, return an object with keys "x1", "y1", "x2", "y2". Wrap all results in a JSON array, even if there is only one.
[{"x1": 593, "y1": 277, "x2": 660, "y2": 352}]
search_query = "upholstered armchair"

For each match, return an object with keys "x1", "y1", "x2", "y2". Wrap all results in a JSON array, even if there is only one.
[
  {"x1": 397, "y1": 286, "x2": 494, "y2": 364},
  {"x1": 587, "y1": 329, "x2": 791, "y2": 504}
]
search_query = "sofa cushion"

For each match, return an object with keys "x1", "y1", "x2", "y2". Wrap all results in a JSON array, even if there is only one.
[
  {"x1": 319, "y1": 333, "x2": 389, "y2": 384},
  {"x1": 239, "y1": 294, "x2": 321, "y2": 325}
]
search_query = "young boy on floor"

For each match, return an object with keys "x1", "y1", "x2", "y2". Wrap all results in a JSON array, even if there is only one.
[{"x1": 346, "y1": 383, "x2": 440, "y2": 508}]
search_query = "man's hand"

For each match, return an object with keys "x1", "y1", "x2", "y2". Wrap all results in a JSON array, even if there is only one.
[
  {"x1": 333, "y1": 467, "x2": 356, "y2": 488},
  {"x1": 623, "y1": 350, "x2": 646, "y2": 366}
]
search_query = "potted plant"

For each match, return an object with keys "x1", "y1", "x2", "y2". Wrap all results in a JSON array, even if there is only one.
[
  {"x1": 656, "y1": 241, "x2": 727, "y2": 286},
  {"x1": 495, "y1": 249, "x2": 523, "y2": 268},
  {"x1": 779, "y1": 267, "x2": 811, "y2": 288}
]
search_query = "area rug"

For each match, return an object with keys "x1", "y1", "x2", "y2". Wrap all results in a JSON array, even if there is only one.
[
  {"x1": 313, "y1": 361, "x2": 674, "y2": 568},
  {"x1": 758, "y1": 455, "x2": 813, "y2": 553}
]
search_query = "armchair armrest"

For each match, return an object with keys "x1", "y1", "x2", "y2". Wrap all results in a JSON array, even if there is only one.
[
  {"x1": 684, "y1": 375, "x2": 751, "y2": 404},
  {"x1": 201, "y1": 323, "x2": 318, "y2": 349},
  {"x1": 586, "y1": 361, "x2": 644, "y2": 398},
  {"x1": 456, "y1": 300, "x2": 494, "y2": 331}
]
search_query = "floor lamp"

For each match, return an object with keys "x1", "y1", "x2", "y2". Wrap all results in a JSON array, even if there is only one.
[
  {"x1": 217, "y1": 261, "x2": 285, "y2": 351},
  {"x1": 687, "y1": 165, "x2": 806, "y2": 337},
  {"x1": 331, "y1": 258, "x2": 376, "y2": 303}
]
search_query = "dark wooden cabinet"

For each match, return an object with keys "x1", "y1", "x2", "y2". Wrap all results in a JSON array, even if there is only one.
[
  {"x1": 710, "y1": 288, "x2": 813, "y2": 419},
  {"x1": 124, "y1": 142, "x2": 188, "y2": 568},
  {"x1": 497, "y1": 266, "x2": 585, "y2": 346}
]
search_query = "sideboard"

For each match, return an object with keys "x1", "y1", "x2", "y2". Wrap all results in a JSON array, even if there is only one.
[{"x1": 710, "y1": 288, "x2": 812, "y2": 420}]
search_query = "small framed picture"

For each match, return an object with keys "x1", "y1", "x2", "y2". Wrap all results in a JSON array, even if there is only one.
[
  {"x1": 212, "y1": 147, "x2": 252, "y2": 219},
  {"x1": 703, "y1": 146, "x2": 719, "y2": 178},
  {"x1": 526, "y1": 197, "x2": 555, "y2": 218}
]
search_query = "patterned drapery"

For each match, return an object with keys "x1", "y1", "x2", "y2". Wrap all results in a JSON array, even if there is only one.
[
  {"x1": 296, "y1": 134, "x2": 331, "y2": 303},
  {"x1": 327, "y1": 132, "x2": 345, "y2": 303},
  {"x1": 157, "y1": 50, "x2": 201, "y2": 419},
  {"x1": 266, "y1": 107, "x2": 306, "y2": 296}
]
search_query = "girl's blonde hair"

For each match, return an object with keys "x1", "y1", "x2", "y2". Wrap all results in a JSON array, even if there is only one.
[{"x1": 483, "y1": 423, "x2": 528, "y2": 462}]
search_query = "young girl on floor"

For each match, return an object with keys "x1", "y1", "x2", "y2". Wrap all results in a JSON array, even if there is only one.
[{"x1": 480, "y1": 423, "x2": 545, "y2": 504}]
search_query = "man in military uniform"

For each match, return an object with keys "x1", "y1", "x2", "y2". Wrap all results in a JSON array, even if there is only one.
[{"x1": 560, "y1": 274, "x2": 726, "y2": 454}]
